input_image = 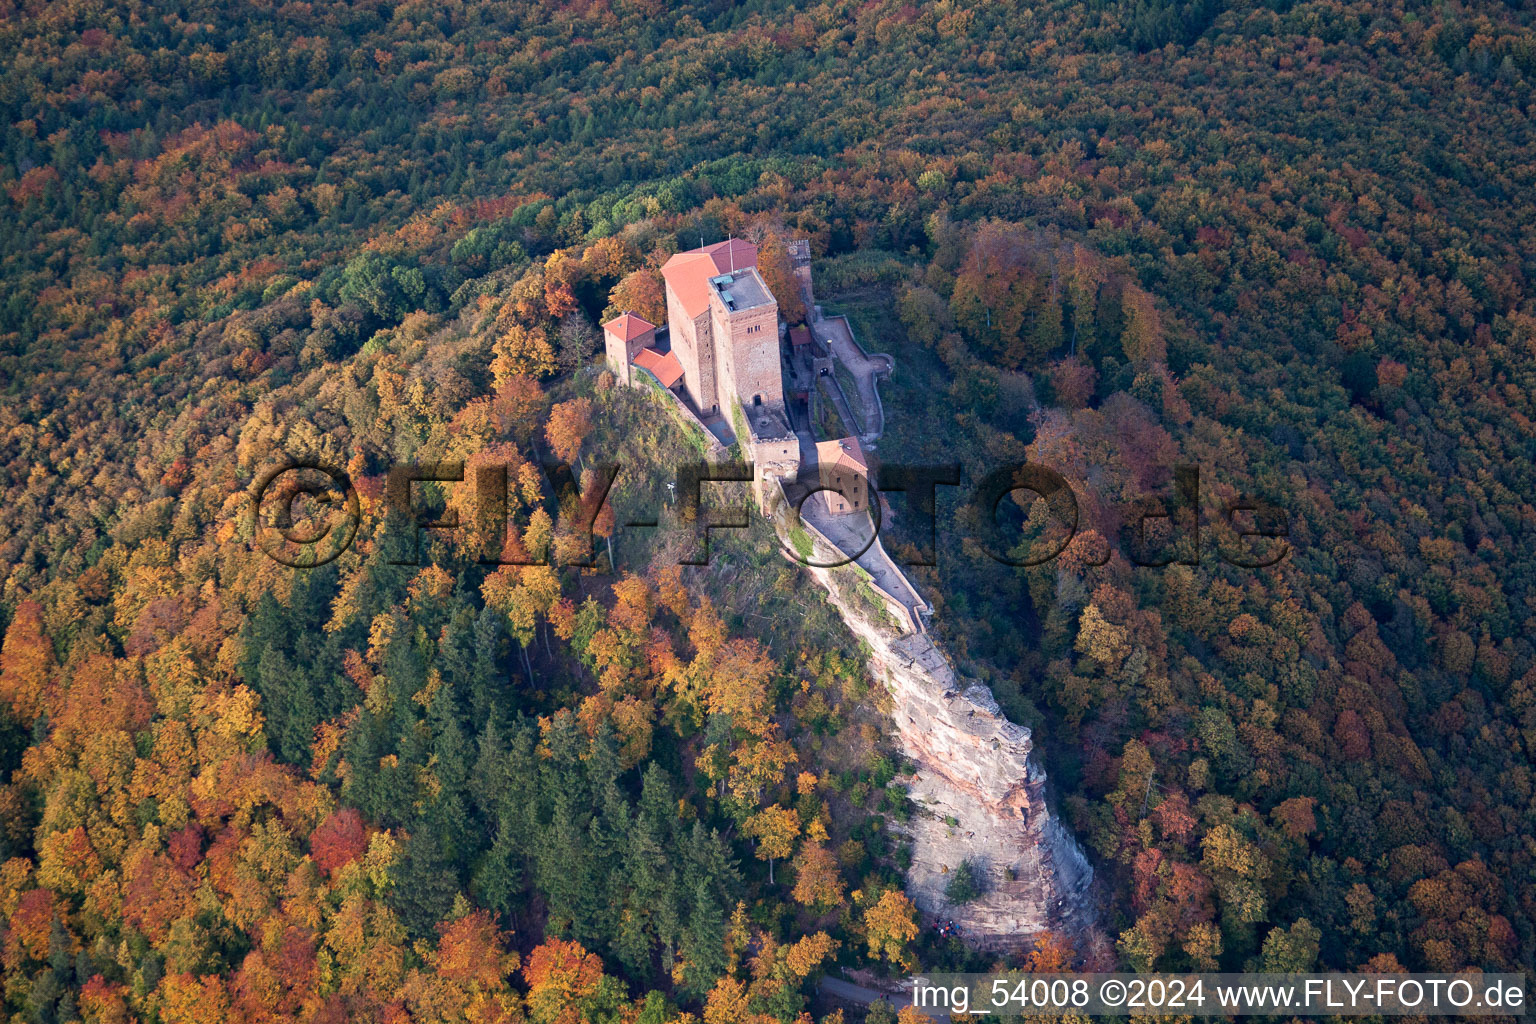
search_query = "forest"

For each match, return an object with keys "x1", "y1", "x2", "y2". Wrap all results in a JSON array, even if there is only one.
[{"x1": 4, "y1": 0, "x2": 1536, "y2": 1021}]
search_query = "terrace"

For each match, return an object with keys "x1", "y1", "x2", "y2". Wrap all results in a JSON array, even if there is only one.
[{"x1": 708, "y1": 268, "x2": 774, "y2": 312}]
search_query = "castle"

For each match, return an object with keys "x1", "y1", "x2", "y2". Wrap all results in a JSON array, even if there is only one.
[
  {"x1": 605, "y1": 244, "x2": 1091, "y2": 945},
  {"x1": 603, "y1": 238, "x2": 801, "y2": 509}
]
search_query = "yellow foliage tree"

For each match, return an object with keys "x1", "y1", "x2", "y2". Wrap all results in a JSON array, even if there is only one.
[
  {"x1": 745, "y1": 805, "x2": 800, "y2": 884},
  {"x1": 492, "y1": 323, "x2": 557, "y2": 384},
  {"x1": 863, "y1": 890, "x2": 918, "y2": 970},
  {"x1": 790, "y1": 841, "x2": 845, "y2": 909}
]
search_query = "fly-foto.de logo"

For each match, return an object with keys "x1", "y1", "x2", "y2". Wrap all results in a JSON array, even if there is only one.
[{"x1": 247, "y1": 458, "x2": 1291, "y2": 571}]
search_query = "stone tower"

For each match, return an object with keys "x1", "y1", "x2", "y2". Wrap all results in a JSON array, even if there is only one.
[
  {"x1": 601, "y1": 312, "x2": 656, "y2": 386},
  {"x1": 660, "y1": 239, "x2": 800, "y2": 510}
]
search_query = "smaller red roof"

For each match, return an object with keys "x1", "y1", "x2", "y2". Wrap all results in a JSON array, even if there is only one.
[
  {"x1": 634, "y1": 347, "x2": 684, "y2": 389},
  {"x1": 789, "y1": 325, "x2": 812, "y2": 347},
  {"x1": 603, "y1": 312, "x2": 656, "y2": 342},
  {"x1": 816, "y1": 436, "x2": 867, "y2": 472}
]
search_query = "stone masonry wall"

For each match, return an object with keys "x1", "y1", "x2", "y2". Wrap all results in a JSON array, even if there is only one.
[
  {"x1": 724, "y1": 305, "x2": 783, "y2": 411},
  {"x1": 668, "y1": 288, "x2": 717, "y2": 415},
  {"x1": 605, "y1": 329, "x2": 632, "y2": 385}
]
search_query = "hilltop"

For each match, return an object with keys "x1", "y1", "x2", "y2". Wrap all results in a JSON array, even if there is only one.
[{"x1": 3, "y1": 4, "x2": 1536, "y2": 1022}]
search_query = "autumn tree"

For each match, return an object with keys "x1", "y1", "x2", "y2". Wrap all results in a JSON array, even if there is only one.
[
  {"x1": 546, "y1": 398, "x2": 594, "y2": 467},
  {"x1": 493, "y1": 323, "x2": 558, "y2": 384},
  {"x1": 483, "y1": 565, "x2": 563, "y2": 678},
  {"x1": 862, "y1": 890, "x2": 918, "y2": 970},
  {"x1": 609, "y1": 269, "x2": 667, "y2": 326},
  {"x1": 494, "y1": 374, "x2": 548, "y2": 443},
  {"x1": 755, "y1": 232, "x2": 806, "y2": 326},
  {"x1": 544, "y1": 251, "x2": 583, "y2": 320},
  {"x1": 790, "y1": 842, "x2": 844, "y2": 909},
  {"x1": 0, "y1": 600, "x2": 53, "y2": 721},
  {"x1": 310, "y1": 807, "x2": 368, "y2": 877},
  {"x1": 949, "y1": 221, "x2": 1052, "y2": 368},
  {"x1": 523, "y1": 938, "x2": 625, "y2": 1024},
  {"x1": 744, "y1": 805, "x2": 799, "y2": 884},
  {"x1": 1118, "y1": 285, "x2": 1166, "y2": 365},
  {"x1": 403, "y1": 909, "x2": 524, "y2": 1024},
  {"x1": 557, "y1": 315, "x2": 600, "y2": 372}
]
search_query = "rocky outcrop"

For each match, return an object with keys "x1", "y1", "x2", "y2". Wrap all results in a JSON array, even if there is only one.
[{"x1": 796, "y1": 540, "x2": 1093, "y2": 949}]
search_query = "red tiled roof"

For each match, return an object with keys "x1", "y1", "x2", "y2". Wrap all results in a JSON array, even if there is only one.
[
  {"x1": 661, "y1": 239, "x2": 760, "y2": 320},
  {"x1": 602, "y1": 311, "x2": 655, "y2": 342},
  {"x1": 702, "y1": 237, "x2": 757, "y2": 274},
  {"x1": 816, "y1": 436, "x2": 867, "y2": 472},
  {"x1": 634, "y1": 347, "x2": 685, "y2": 388},
  {"x1": 660, "y1": 252, "x2": 716, "y2": 321},
  {"x1": 789, "y1": 325, "x2": 812, "y2": 347}
]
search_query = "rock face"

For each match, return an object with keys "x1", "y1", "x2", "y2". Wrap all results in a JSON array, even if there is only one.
[{"x1": 806, "y1": 561, "x2": 1093, "y2": 949}]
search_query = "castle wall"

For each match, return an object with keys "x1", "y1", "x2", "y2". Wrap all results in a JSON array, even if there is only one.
[
  {"x1": 788, "y1": 238, "x2": 814, "y2": 314},
  {"x1": 792, "y1": 263, "x2": 814, "y2": 314},
  {"x1": 710, "y1": 302, "x2": 741, "y2": 424},
  {"x1": 604, "y1": 330, "x2": 631, "y2": 385},
  {"x1": 707, "y1": 296, "x2": 780, "y2": 417},
  {"x1": 668, "y1": 286, "x2": 718, "y2": 415},
  {"x1": 722, "y1": 302, "x2": 784, "y2": 412},
  {"x1": 750, "y1": 434, "x2": 799, "y2": 512}
]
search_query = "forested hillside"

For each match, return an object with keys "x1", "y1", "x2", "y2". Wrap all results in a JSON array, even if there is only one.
[{"x1": 4, "y1": 0, "x2": 1536, "y2": 1020}]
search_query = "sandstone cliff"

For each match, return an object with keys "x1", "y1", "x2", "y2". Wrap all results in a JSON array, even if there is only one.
[{"x1": 803, "y1": 555, "x2": 1094, "y2": 949}]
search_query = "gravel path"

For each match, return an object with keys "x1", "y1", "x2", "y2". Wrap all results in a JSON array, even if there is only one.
[{"x1": 813, "y1": 313, "x2": 892, "y2": 443}]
